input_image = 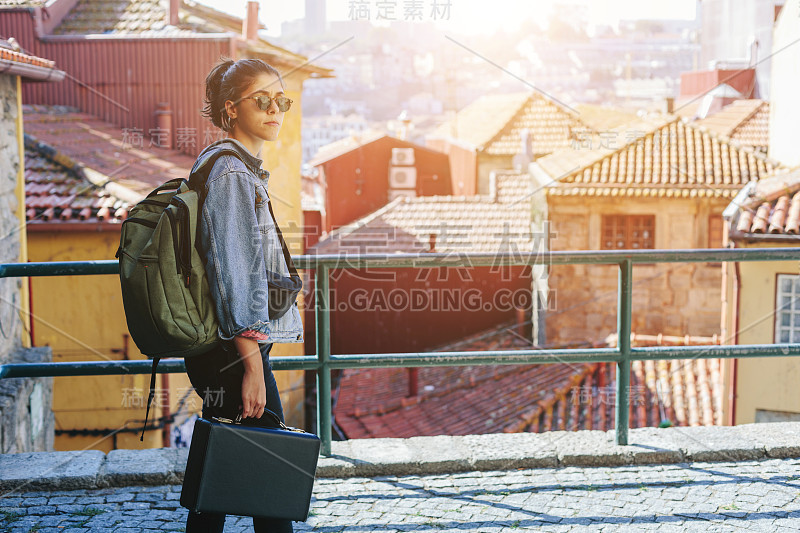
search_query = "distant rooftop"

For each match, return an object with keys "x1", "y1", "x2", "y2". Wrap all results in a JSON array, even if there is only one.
[
  {"x1": 431, "y1": 92, "x2": 592, "y2": 156},
  {"x1": 538, "y1": 115, "x2": 781, "y2": 198},
  {"x1": 335, "y1": 326, "x2": 723, "y2": 439},
  {"x1": 310, "y1": 171, "x2": 533, "y2": 255}
]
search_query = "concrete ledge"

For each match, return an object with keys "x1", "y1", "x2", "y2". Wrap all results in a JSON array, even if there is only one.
[
  {"x1": 0, "y1": 450, "x2": 104, "y2": 491},
  {"x1": 3, "y1": 422, "x2": 800, "y2": 491}
]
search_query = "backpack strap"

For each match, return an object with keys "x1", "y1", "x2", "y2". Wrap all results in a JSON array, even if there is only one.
[
  {"x1": 140, "y1": 357, "x2": 160, "y2": 441},
  {"x1": 188, "y1": 148, "x2": 244, "y2": 204},
  {"x1": 265, "y1": 194, "x2": 299, "y2": 278}
]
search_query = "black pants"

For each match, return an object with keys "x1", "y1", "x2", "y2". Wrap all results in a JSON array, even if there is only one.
[{"x1": 184, "y1": 341, "x2": 293, "y2": 533}]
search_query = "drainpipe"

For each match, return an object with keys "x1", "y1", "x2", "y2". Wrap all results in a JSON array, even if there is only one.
[{"x1": 729, "y1": 240, "x2": 741, "y2": 426}]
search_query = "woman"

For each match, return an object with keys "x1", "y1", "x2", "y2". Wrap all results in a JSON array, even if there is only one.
[{"x1": 183, "y1": 58, "x2": 304, "y2": 533}]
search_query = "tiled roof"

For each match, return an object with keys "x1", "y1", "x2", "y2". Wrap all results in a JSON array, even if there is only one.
[
  {"x1": 334, "y1": 328, "x2": 724, "y2": 439},
  {"x1": 25, "y1": 139, "x2": 130, "y2": 224},
  {"x1": 310, "y1": 170, "x2": 533, "y2": 255},
  {"x1": 53, "y1": 0, "x2": 244, "y2": 35},
  {"x1": 730, "y1": 167, "x2": 800, "y2": 238},
  {"x1": 696, "y1": 99, "x2": 769, "y2": 152},
  {"x1": 23, "y1": 105, "x2": 196, "y2": 197},
  {"x1": 431, "y1": 92, "x2": 591, "y2": 155},
  {"x1": 0, "y1": 0, "x2": 45, "y2": 7},
  {"x1": 0, "y1": 41, "x2": 55, "y2": 69},
  {"x1": 539, "y1": 115, "x2": 781, "y2": 198}
]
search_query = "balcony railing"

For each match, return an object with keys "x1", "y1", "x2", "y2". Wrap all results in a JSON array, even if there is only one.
[{"x1": 1, "y1": 248, "x2": 800, "y2": 456}]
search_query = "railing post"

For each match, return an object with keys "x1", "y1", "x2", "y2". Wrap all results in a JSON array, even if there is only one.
[
  {"x1": 315, "y1": 264, "x2": 332, "y2": 456},
  {"x1": 615, "y1": 258, "x2": 632, "y2": 445}
]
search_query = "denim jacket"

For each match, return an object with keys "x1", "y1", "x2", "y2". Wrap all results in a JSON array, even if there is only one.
[{"x1": 191, "y1": 139, "x2": 304, "y2": 344}]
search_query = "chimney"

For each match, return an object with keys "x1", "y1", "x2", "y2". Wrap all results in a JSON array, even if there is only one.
[
  {"x1": 154, "y1": 102, "x2": 173, "y2": 150},
  {"x1": 244, "y1": 1, "x2": 259, "y2": 41},
  {"x1": 663, "y1": 96, "x2": 674, "y2": 114},
  {"x1": 428, "y1": 233, "x2": 436, "y2": 252},
  {"x1": 516, "y1": 307, "x2": 526, "y2": 338},
  {"x1": 168, "y1": 0, "x2": 180, "y2": 26}
]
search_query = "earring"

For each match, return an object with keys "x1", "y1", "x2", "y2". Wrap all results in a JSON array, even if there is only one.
[{"x1": 221, "y1": 110, "x2": 233, "y2": 131}]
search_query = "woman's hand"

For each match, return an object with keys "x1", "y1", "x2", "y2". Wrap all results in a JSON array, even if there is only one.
[
  {"x1": 241, "y1": 368, "x2": 267, "y2": 418},
  {"x1": 234, "y1": 335, "x2": 266, "y2": 418}
]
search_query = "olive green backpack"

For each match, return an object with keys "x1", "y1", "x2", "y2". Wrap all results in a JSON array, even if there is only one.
[{"x1": 116, "y1": 146, "x2": 249, "y2": 438}]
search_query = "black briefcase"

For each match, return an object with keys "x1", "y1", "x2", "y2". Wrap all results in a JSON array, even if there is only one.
[{"x1": 180, "y1": 412, "x2": 321, "y2": 521}]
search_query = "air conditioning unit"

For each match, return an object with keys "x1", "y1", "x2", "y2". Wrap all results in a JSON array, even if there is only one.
[
  {"x1": 388, "y1": 166, "x2": 417, "y2": 189},
  {"x1": 391, "y1": 147, "x2": 415, "y2": 166},
  {"x1": 388, "y1": 189, "x2": 416, "y2": 201}
]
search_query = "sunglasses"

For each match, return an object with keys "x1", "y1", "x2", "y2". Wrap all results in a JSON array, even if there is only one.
[{"x1": 243, "y1": 94, "x2": 293, "y2": 112}]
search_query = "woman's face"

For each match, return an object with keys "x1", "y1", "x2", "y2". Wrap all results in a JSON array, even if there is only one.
[{"x1": 226, "y1": 72, "x2": 286, "y2": 146}]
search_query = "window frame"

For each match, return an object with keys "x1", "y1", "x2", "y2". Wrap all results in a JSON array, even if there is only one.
[
  {"x1": 774, "y1": 273, "x2": 800, "y2": 344},
  {"x1": 600, "y1": 214, "x2": 656, "y2": 251}
]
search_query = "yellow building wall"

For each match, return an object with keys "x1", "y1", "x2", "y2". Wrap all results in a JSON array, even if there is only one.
[{"x1": 724, "y1": 242, "x2": 800, "y2": 425}]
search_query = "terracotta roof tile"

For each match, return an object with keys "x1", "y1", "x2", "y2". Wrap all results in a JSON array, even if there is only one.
[
  {"x1": 24, "y1": 148, "x2": 129, "y2": 224},
  {"x1": 731, "y1": 167, "x2": 800, "y2": 238},
  {"x1": 311, "y1": 170, "x2": 533, "y2": 255},
  {"x1": 0, "y1": 42, "x2": 55, "y2": 69},
  {"x1": 432, "y1": 92, "x2": 591, "y2": 155},
  {"x1": 540, "y1": 115, "x2": 781, "y2": 198},
  {"x1": 334, "y1": 327, "x2": 724, "y2": 439}
]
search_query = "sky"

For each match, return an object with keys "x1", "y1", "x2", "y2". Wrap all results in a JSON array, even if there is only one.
[{"x1": 197, "y1": 0, "x2": 698, "y2": 37}]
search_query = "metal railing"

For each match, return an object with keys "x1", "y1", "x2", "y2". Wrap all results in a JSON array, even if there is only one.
[{"x1": 2, "y1": 248, "x2": 800, "y2": 456}]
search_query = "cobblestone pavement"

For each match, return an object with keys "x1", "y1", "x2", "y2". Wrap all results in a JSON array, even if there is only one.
[{"x1": 2, "y1": 458, "x2": 800, "y2": 532}]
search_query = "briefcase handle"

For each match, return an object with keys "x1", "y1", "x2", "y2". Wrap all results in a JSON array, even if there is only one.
[{"x1": 212, "y1": 408, "x2": 308, "y2": 434}]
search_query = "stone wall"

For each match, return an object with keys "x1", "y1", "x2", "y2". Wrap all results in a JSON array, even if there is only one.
[
  {"x1": 0, "y1": 347, "x2": 54, "y2": 453},
  {"x1": 544, "y1": 195, "x2": 727, "y2": 346},
  {"x1": 0, "y1": 75, "x2": 25, "y2": 363},
  {"x1": 0, "y1": 73, "x2": 54, "y2": 453}
]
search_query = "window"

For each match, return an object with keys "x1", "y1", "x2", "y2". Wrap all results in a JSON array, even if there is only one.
[
  {"x1": 775, "y1": 274, "x2": 800, "y2": 343},
  {"x1": 601, "y1": 215, "x2": 655, "y2": 250}
]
